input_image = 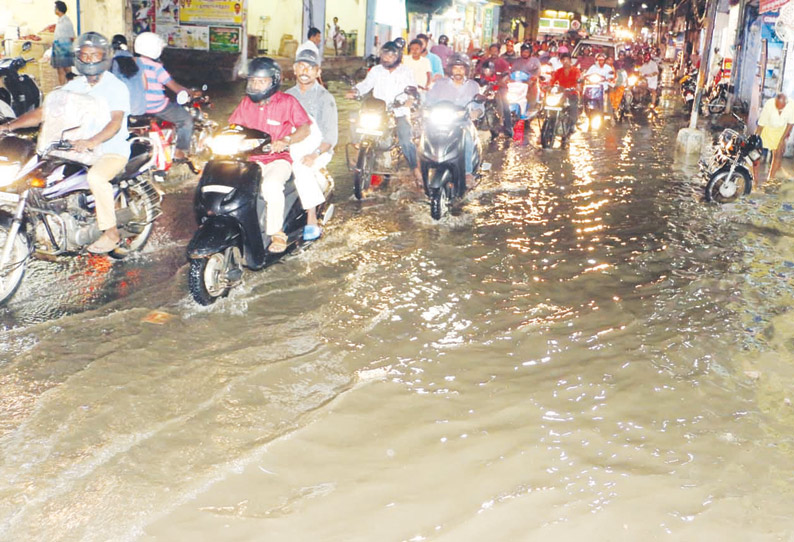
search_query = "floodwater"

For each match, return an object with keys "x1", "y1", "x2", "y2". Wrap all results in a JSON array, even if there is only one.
[{"x1": 2, "y1": 87, "x2": 794, "y2": 541}]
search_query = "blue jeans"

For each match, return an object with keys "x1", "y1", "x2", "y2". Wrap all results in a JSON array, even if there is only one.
[
  {"x1": 396, "y1": 116, "x2": 417, "y2": 169},
  {"x1": 154, "y1": 101, "x2": 193, "y2": 152},
  {"x1": 464, "y1": 125, "x2": 474, "y2": 175}
]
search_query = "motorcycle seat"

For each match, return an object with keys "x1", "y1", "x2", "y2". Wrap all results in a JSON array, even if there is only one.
[
  {"x1": 128, "y1": 115, "x2": 155, "y2": 129},
  {"x1": 111, "y1": 139, "x2": 153, "y2": 182}
]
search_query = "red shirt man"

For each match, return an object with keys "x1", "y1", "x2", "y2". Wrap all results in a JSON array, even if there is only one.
[
  {"x1": 551, "y1": 54, "x2": 582, "y2": 92},
  {"x1": 229, "y1": 91, "x2": 310, "y2": 166}
]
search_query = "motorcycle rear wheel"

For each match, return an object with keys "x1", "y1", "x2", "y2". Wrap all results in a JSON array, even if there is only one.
[
  {"x1": 0, "y1": 222, "x2": 29, "y2": 305},
  {"x1": 540, "y1": 118, "x2": 555, "y2": 149},
  {"x1": 705, "y1": 167, "x2": 751, "y2": 204},
  {"x1": 353, "y1": 146, "x2": 373, "y2": 200},
  {"x1": 707, "y1": 96, "x2": 727, "y2": 115},
  {"x1": 109, "y1": 180, "x2": 159, "y2": 260},
  {"x1": 188, "y1": 252, "x2": 231, "y2": 305}
]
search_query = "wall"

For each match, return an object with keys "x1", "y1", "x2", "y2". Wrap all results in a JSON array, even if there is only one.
[
  {"x1": 246, "y1": 0, "x2": 303, "y2": 56},
  {"x1": 1, "y1": 0, "x2": 125, "y2": 41}
]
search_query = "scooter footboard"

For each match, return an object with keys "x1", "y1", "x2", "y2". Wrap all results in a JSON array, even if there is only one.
[{"x1": 187, "y1": 216, "x2": 243, "y2": 258}]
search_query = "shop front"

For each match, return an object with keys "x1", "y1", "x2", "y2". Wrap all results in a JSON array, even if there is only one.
[{"x1": 409, "y1": 0, "x2": 500, "y2": 52}]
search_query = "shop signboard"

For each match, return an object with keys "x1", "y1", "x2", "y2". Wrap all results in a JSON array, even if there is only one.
[
  {"x1": 539, "y1": 17, "x2": 570, "y2": 34},
  {"x1": 760, "y1": 0, "x2": 789, "y2": 14},
  {"x1": 180, "y1": 0, "x2": 244, "y2": 26},
  {"x1": 483, "y1": 7, "x2": 493, "y2": 44}
]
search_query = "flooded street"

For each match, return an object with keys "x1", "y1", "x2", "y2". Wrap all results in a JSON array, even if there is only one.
[{"x1": 2, "y1": 87, "x2": 794, "y2": 541}]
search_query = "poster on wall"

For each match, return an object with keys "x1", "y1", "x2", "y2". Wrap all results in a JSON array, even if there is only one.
[
  {"x1": 180, "y1": 0, "x2": 244, "y2": 26},
  {"x1": 158, "y1": 23, "x2": 182, "y2": 46},
  {"x1": 209, "y1": 26, "x2": 241, "y2": 52},
  {"x1": 132, "y1": 0, "x2": 156, "y2": 34},
  {"x1": 156, "y1": 0, "x2": 180, "y2": 25},
  {"x1": 183, "y1": 25, "x2": 210, "y2": 50}
]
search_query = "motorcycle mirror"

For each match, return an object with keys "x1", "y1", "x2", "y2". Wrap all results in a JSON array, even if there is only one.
[
  {"x1": 474, "y1": 94, "x2": 487, "y2": 104},
  {"x1": 21, "y1": 42, "x2": 32, "y2": 52},
  {"x1": 176, "y1": 90, "x2": 189, "y2": 105},
  {"x1": 404, "y1": 86, "x2": 419, "y2": 98}
]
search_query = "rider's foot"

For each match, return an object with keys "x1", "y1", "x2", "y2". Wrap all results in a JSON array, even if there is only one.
[
  {"x1": 87, "y1": 230, "x2": 120, "y2": 254},
  {"x1": 268, "y1": 231, "x2": 288, "y2": 253},
  {"x1": 303, "y1": 224, "x2": 322, "y2": 241},
  {"x1": 413, "y1": 167, "x2": 423, "y2": 187}
]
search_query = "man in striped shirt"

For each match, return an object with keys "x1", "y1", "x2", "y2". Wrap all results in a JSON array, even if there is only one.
[{"x1": 133, "y1": 32, "x2": 196, "y2": 160}]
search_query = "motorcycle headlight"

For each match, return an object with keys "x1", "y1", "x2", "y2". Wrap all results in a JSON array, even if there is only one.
[
  {"x1": 586, "y1": 74, "x2": 604, "y2": 83},
  {"x1": 359, "y1": 112, "x2": 383, "y2": 131},
  {"x1": 208, "y1": 134, "x2": 263, "y2": 156},
  {"x1": 0, "y1": 162, "x2": 22, "y2": 188},
  {"x1": 628, "y1": 75, "x2": 638, "y2": 86},
  {"x1": 545, "y1": 93, "x2": 563, "y2": 107},
  {"x1": 426, "y1": 107, "x2": 464, "y2": 126}
]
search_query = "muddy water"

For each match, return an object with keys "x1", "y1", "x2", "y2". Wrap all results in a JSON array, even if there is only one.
[{"x1": 1, "y1": 92, "x2": 794, "y2": 541}]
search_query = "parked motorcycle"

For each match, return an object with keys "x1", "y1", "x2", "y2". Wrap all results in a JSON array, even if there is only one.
[
  {"x1": 582, "y1": 73, "x2": 606, "y2": 129},
  {"x1": 0, "y1": 132, "x2": 162, "y2": 304},
  {"x1": 679, "y1": 69, "x2": 697, "y2": 113},
  {"x1": 346, "y1": 86, "x2": 418, "y2": 200},
  {"x1": 186, "y1": 126, "x2": 334, "y2": 305},
  {"x1": 539, "y1": 85, "x2": 576, "y2": 149},
  {"x1": 703, "y1": 69, "x2": 730, "y2": 116},
  {"x1": 127, "y1": 86, "x2": 216, "y2": 179},
  {"x1": 0, "y1": 42, "x2": 42, "y2": 121},
  {"x1": 419, "y1": 97, "x2": 486, "y2": 220},
  {"x1": 701, "y1": 120, "x2": 763, "y2": 203}
]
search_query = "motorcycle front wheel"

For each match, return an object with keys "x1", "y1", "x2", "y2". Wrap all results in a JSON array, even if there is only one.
[
  {"x1": 188, "y1": 252, "x2": 231, "y2": 305},
  {"x1": 0, "y1": 221, "x2": 29, "y2": 305},
  {"x1": 705, "y1": 167, "x2": 751, "y2": 203},
  {"x1": 353, "y1": 145, "x2": 373, "y2": 200},
  {"x1": 540, "y1": 117, "x2": 556, "y2": 149},
  {"x1": 707, "y1": 96, "x2": 727, "y2": 115},
  {"x1": 430, "y1": 183, "x2": 452, "y2": 220},
  {"x1": 109, "y1": 179, "x2": 160, "y2": 259}
]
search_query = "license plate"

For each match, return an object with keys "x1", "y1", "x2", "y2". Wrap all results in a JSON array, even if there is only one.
[
  {"x1": 356, "y1": 128, "x2": 384, "y2": 136},
  {"x1": 0, "y1": 192, "x2": 20, "y2": 204},
  {"x1": 545, "y1": 106, "x2": 562, "y2": 111},
  {"x1": 685, "y1": 95, "x2": 694, "y2": 101}
]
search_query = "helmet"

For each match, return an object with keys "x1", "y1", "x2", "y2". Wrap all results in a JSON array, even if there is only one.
[
  {"x1": 134, "y1": 31, "x2": 164, "y2": 59},
  {"x1": 394, "y1": 37, "x2": 406, "y2": 50},
  {"x1": 111, "y1": 34, "x2": 128, "y2": 51},
  {"x1": 438, "y1": 35, "x2": 449, "y2": 46},
  {"x1": 595, "y1": 52, "x2": 607, "y2": 60},
  {"x1": 504, "y1": 37, "x2": 514, "y2": 44},
  {"x1": 73, "y1": 32, "x2": 112, "y2": 77},
  {"x1": 446, "y1": 53, "x2": 471, "y2": 74},
  {"x1": 246, "y1": 57, "x2": 281, "y2": 103},
  {"x1": 520, "y1": 43, "x2": 532, "y2": 53},
  {"x1": 380, "y1": 41, "x2": 403, "y2": 69},
  {"x1": 747, "y1": 134, "x2": 762, "y2": 151},
  {"x1": 480, "y1": 59, "x2": 495, "y2": 76},
  {"x1": 558, "y1": 45, "x2": 569, "y2": 54}
]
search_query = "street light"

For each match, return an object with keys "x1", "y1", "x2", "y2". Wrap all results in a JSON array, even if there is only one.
[{"x1": 642, "y1": 3, "x2": 648, "y2": 7}]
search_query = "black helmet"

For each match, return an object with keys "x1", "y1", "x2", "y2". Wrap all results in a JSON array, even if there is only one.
[
  {"x1": 438, "y1": 35, "x2": 449, "y2": 46},
  {"x1": 380, "y1": 41, "x2": 403, "y2": 69},
  {"x1": 747, "y1": 134, "x2": 763, "y2": 151},
  {"x1": 446, "y1": 53, "x2": 471, "y2": 74},
  {"x1": 111, "y1": 34, "x2": 128, "y2": 51},
  {"x1": 394, "y1": 37, "x2": 406, "y2": 50},
  {"x1": 480, "y1": 59, "x2": 496, "y2": 76},
  {"x1": 246, "y1": 57, "x2": 281, "y2": 103},
  {"x1": 520, "y1": 42, "x2": 532, "y2": 53},
  {"x1": 73, "y1": 32, "x2": 112, "y2": 77}
]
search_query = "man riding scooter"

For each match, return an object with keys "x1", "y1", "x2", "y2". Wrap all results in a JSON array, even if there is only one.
[
  {"x1": 424, "y1": 53, "x2": 484, "y2": 186},
  {"x1": 228, "y1": 57, "x2": 312, "y2": 253},
  {"x1": 584, "y1": 52, "x2": 615, "y2": 119}
]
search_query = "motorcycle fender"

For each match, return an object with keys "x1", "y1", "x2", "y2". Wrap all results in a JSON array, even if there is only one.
[
  {"x1": 187, "y1": 216, "x2": 243, "y2": 259},
  {"x1": 429, "y1": 167, "x2": 453, "y2": 190}
]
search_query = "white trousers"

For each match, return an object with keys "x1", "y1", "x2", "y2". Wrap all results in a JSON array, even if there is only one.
[
  {"x1": 291, "y1": 152, "x2": 332, "y2": 210},
  {"x1": 257, "y1": 160, "x2": 292, "y2": 235}
]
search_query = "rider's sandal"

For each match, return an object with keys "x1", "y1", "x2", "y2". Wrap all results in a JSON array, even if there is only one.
[
  {"x1": 267, "y1": 231, "x2": 288, "y2": 253},
  {"x1": 86, "y1": 235, "x2": 120, "y2": 254},
  {"x1": 303, "y1": 224, "x2": 322, "y2": 241}
]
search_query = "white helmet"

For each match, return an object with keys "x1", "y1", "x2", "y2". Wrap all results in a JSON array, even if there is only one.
[{"x1": 134, "y1": 32, "x2": 164, "y2": 59}]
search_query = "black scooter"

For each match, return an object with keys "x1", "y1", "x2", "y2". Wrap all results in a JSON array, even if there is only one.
[
  {"x1": 419, "y1": 98, "x2": 485, "y2": 219},
  {"x1": 186, "y1": 126, "x2": 334, "y2": 305},
  {"x1": 0, "y1": 42, "x2": 42, "y2": 120}
]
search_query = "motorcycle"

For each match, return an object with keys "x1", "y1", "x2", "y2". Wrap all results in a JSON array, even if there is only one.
[
  {"x1": 346, "y1": 86, "x2": 419, "y2": 200},
  {"x1": 679, "y1": 69, "x2": 697, "y2": 113},
  {"x1": 186, "y1": 126, "x2": 334, "y2": 305},
  {"x1": 539, "y1": 84, "x2": 576, "y2": 149},
  {"x1": 582, "y1": 73, "x2": 607, "y2": 129},
  {"x1": 703, "y1": 69, "x2": 730, "y2": 116},
  {"x1": 474, "y1": 77, "x2": 503, "y2": 140},
  {"x1": 0, "y1": 132, "x2": 162, "y2": 305},
  {"x1": 619, "y1": 73, "x2": 653, "y2": 120},
  {"x1": 419, "y1": 97, "x2": 486, "y2": 220},
  {"x1": 701, "y1": 119, "x2": 763, "y2": 203},
  {"x1": 0, "y1": 42, "x2": 42, "y2": 121},
  {"x1": 126, "y1": 86, "x2": 216, "y2": 180}
]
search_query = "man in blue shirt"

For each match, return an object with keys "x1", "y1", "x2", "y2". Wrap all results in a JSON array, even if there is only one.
[{"x1": 417, "y1": 34, "x2": 443, "y2": 83}]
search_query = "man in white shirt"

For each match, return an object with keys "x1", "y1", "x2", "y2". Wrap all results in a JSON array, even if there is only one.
[
  {"x1": 296, "y1": 27, "x2": 322, "y2": 60},
  {"x1": 403, "y1": 39, "x2": 432, "y2": 89},
  {"x1": 347, "y1": 41, "x2": 420, "y2": 183},
  {"x1": 638, "y1": 53, "x2": 660, "y2": 105},
  {"x1": 585, "y1": 53, "x2": 615, "y2": 113}
]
